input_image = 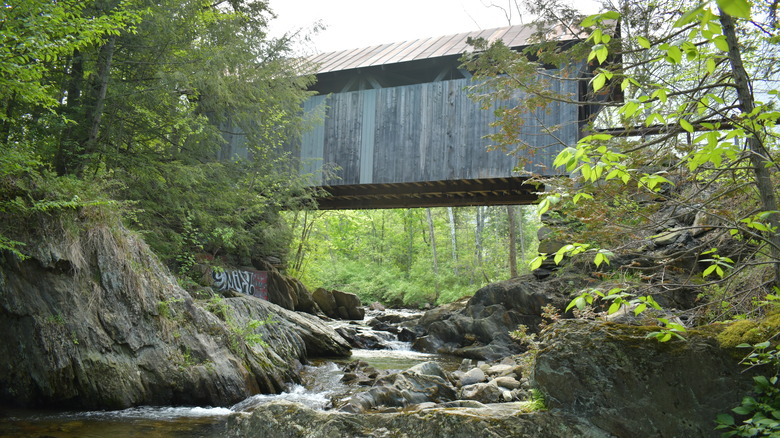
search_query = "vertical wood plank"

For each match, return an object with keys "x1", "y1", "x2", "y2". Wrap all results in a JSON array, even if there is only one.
[{"x1": 359, "y1": 89, "x2": 376, "y2": 184}]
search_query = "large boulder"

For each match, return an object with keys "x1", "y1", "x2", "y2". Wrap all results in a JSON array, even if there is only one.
[
  {"x1": 0, "y1": 220, "x2": 350, "y2": 410},
  {"x1": 227, "y1": 399, "x2": 613, "y2": 438},
  {"x1": 341, "y1": 361, "x2": 456, "y2": 413},
  {"x1": 532, "y1": 319, "x2": 754, "y2": 438},
  {"x1": 312, "y1": 288, "x2": 364, "y2": 320},
  {"x1": 270, "y1": 275, "x2": 319, "y2": 315},
  {"x1": 412, "y1": 275, "x2": 585, "y2": 360},
  {"x1": 332, "y1": 289, "x2": 365, "y2": 320},
  {"x1": 311, "y1": 287, "x2": 338, "y2": 318}
]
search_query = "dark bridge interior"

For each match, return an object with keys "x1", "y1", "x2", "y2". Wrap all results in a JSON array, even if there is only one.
[{"x1": 315, "y1": 177, "x2": 542, "y2": 210}]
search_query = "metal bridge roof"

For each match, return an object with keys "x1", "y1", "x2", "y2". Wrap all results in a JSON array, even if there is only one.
[{"x1": 308, "y1": 23, "x2": 568, "y2": 74}]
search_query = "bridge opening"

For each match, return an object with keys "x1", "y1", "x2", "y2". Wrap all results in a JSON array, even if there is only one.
[{"x1": 285, "y1": 205, "x2": 541, "y2": 307}]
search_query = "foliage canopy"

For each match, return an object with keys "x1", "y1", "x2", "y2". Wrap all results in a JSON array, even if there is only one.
[
  {"x1": 0, "y1": 0, "x2": 316, "y2": 271},
  {"x1": 463, "y1": 0, "x2": 780, "y2": 300}
]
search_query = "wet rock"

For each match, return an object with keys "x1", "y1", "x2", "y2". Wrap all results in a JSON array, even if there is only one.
[
  {"x1": 459, "y1": 382, "x2": 502, "y2": 404},
  {"x1": 340, "y1": 360, "x2": 387, "y2": 386},
  {"x1": 458, "y1": 367, "x2": 486, "y2": 386},
  {"x1": 366, "y1": 318, "x2": 399, "y2": 334},
  {"x1": 397, "y1": 327, "x2": 416, "y2": 342},
  {"x1": 228, "y1": 297, "x2": 351, "y2": 359},
  {"x1": 375, "y1": 312, "x2": 421, "y2": 325},
  {"x1": 228, "y1": 400, "x2": 613, "y2": 438},
  {"x1": 493, "y1": 376, "x2": 522, "y2": 390},
  {"x1": 369, "y1": 301, "x2": 386, "y2": 311},
  {"x1": 453, "y1": 342, "x2": 514, "y2": 361},
  {"x1": 335, "y1": 325, "x2": 390, "y2": 350},
  {"x1": 341, "y1": 362, "x2": 456, "y2": 413},
  {"x1": 486, "y1": 364, "x2": 517, "y2": 377},
  {"x1": 457, "y1": 358, "x2": 474, "y2": 372},
  {"x1": 411, "y1": 335, "x2": 439, "y2": 353},
  {"x1": 410, "y1": 275, "x2": 583, "y2": 361},
  {"x1": 407, "y1": 361, "x2": 448, "y2": 381}
]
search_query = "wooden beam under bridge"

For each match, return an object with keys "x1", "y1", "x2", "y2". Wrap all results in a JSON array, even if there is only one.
[{"x1": 311, "y1": 177, "x2": 543, "y2": 210}]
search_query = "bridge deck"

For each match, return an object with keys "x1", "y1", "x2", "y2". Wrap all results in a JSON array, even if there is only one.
[{"x1": 314, "y1": 177, "x2": 542, "y2": 210}]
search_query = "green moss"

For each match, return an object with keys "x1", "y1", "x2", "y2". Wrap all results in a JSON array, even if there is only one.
[{"x1": 717, "y1": 313, "x2": 780, "y2": 348}]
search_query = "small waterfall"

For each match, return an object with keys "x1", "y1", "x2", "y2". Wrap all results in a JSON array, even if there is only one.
[{"x1": 232, "y1": 362, "x2": 350, "y2": 411}]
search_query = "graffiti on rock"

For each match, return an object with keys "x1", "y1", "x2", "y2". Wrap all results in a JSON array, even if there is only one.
[{"x1": 211, "y1": 269, "x2": 268, "y2": 300}]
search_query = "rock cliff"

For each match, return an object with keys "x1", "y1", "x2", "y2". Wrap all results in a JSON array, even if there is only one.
[{"x1": 0, "y1": 217, "x2": 350, "y2": 409}]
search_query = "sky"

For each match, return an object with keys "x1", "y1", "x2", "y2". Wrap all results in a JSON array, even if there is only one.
[{"x1": 267, "y1": 0, "x2": 600, "y2": 55}]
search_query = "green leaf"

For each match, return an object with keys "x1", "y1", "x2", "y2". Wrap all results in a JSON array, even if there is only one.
[
  {"x1": 566, "y1": 295, "x2": 587, "y2": 312},
  {"x1": 596, "y1": 46, "x2": 609, "y2": 64},
  {"x1": 593, "y1": 253, "x2": 604, "y2": 267},
  {"x1": 706, "y1": 57, "x2": 716, "y2": 74},
  {"x1": 716, "y1": 414, "x2": 735, "y2": 426},
  {"x1": 592, "y1": 28, "x2": 603, "y2": 44},
  {"x1": 554, "y1": 245, "x2": 573, "y2": 265},
  {"x1": 680, "y1": 119, "x2": 694, "y2": 133},
  {"x1": 715, "y1": 414, "x2": 734, "y2": 429},
  {"x1": 674, "y1": 3, "x2": 707, "y2": 27},
  {"x1": 637, "y1": 36, "x2": 651, "y2": 49},
  {"x1": 581, "y1": 15, "x2": 596, "y2": 27},
  {"x1": 713, "y1": 36, "x2": 729, "y2": 51},
  {"x1": 530, "y1": 255, "x2": 546, "y2": 270},
  {"x1": 666, "y1": 46, "x2": 683, "y2": 63},
  {"x1": 716, "y1": 0, "x2": 752, "y2": 19},
  {"x1": 573, "y1": 192, "x2": 593, "y2": 204},
  {"x1": 538, "y1": 198, "x2": 551, "y2": 216}
]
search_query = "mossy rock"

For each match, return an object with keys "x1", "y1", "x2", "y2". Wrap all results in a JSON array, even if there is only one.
[
  {"x1": 533, "y1": 319, "x2": 755, "y2": 438},
  {"x1": 717, "y1": 312, "x2": 780, "y2": 349}
]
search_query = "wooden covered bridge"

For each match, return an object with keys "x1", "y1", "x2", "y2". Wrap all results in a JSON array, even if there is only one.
[{"x1": 226, "y1": 24, "x2": 597, "y2": 209}]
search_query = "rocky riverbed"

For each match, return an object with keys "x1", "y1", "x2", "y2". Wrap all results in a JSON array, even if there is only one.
[{"x1": 0, "y1": 214, "x2": 763, "y2": 437}]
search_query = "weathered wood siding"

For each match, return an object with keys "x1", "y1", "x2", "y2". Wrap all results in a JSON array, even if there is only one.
[{"x1": 298, "y1": 75, "x2": 578, "y2": 186}]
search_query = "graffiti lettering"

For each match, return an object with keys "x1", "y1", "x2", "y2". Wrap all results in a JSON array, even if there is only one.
[{"x1": 211, "y1": 269, "x2": 268, "y2": 300}]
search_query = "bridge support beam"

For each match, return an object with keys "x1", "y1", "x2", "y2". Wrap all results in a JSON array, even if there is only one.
[{"x1": 312, "y1": 177, "x2": 542, "y2": 210}]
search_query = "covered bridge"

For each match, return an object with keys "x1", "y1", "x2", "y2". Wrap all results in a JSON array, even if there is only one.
[{"x1": 230, "y1": 24, "x2": 598, "y2": 209}]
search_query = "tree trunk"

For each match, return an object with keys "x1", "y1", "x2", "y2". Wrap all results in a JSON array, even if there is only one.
[
  {"x1": 507, "y1": 205, "x2": 518, "y2": 278},
  {"x1": 426, "y1": 208, "x2": 439, "y2": 301},
  {"x1": 518, "y1": 206, "x2": 526, "y2": 267},
  {"x1": 475, "y1": 206, "x2": 488, "y2": 283},
  {"x1": 82, "y1": 34, "x2": 117, "y2": 173},
  {"x1": 448, "y1": 207, "x2": 458, "y2": 276},
  {"x1": 292, "y1": 210, "x2": 315, "y2": 275},
  {"x1": 475, "y1": 206, "x2": 485, "y2": 265},
  {"x1": 720, "y1": 11, "x2": 780, "y2": 287},
  {"x1": 405, "y1": 209, "x2": 414, "y2": 278},
  {"x1": 55, "y1": 50, "x2": 85, "y2": 175}
]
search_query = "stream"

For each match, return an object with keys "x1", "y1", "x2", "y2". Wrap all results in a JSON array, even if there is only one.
[{"x1": 0, "y1": 309, "x2": 458, "y2": 438}]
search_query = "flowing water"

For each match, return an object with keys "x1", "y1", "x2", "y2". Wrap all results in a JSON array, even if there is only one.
[{"x1": 0, "y1": 309, "x2": 455, "y2": 437}]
